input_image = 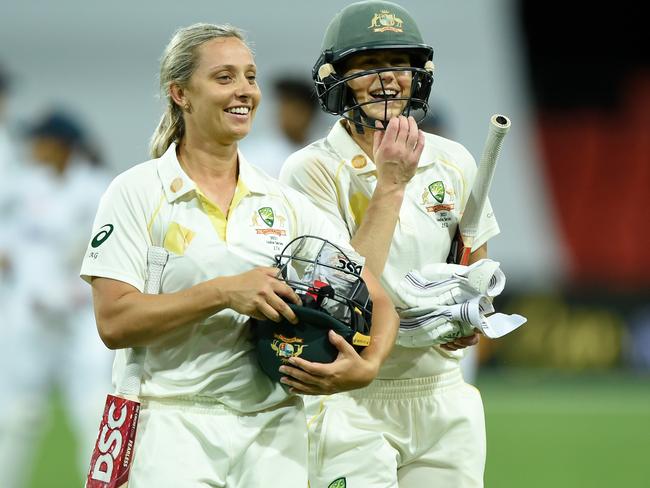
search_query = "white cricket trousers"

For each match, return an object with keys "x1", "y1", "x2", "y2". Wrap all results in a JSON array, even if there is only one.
[
  {"x1": 128, "y1": 395, "x2": 309, "y2": 487},
  {"x1": 308, "y1": 369, "x2": 486, "y2": 488}
]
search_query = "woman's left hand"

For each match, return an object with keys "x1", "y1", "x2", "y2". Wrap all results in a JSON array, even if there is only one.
[
  {"x1": 278, "y1": 330, "x2": 380, "y2": 395},
  {"x1": 439, "y1": 331, "x2": 480, "y2": 351}
]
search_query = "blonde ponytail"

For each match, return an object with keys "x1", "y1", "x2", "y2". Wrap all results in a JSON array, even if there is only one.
[
  {"x1": 150, "y1": 104, "x2": 184, "y2": 158},
  {"x1": 149, "y1": 23, "x2": 247, "y2": 158}
]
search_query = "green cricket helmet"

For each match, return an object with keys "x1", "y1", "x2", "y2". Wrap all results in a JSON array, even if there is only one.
[
  {"x1": 313, "y1": 0, "x2": 434, "y2": 131},
  {"x1": 251, "y1": 235, "x2": 372, "y2": 383}
]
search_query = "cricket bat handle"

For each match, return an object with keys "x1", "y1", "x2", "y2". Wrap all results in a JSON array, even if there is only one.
[
  {"x1": 461, "y1": 114, "x2": 511, "y2": 240},
  {"x1": 448, "y1": 114, "x2": 511, "y2": 265}
]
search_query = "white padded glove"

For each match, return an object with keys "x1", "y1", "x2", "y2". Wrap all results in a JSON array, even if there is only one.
[{"x1": 396, "y1": 259, "x2": 526, "y2": 347}]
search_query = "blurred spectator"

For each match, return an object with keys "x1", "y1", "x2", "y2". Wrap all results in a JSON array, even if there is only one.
[
  {"x1": 274, "y1": 77, "x2": 320, "y2": 146},
  {"x1": 0, "y1": 109, "x2": 112, "y2": 486},
  {"x1": 240, "y1": 76, "x2": 321, "y2": 176},
  {"x1": 0, "y1": 63, "x2": 20, "y2": 460},
  {"x1": 0, "y1": 64, "x2": 16, "y2": 279},
  {"x1": 0, "y1": 64, "x2": 16, "y2": 174}
]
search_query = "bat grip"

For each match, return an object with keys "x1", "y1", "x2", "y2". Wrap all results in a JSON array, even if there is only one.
[{"x1": 462, "y1": 114, "x2": 511, "y2": 237}]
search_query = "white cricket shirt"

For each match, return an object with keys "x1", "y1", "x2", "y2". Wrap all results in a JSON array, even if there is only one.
[
  {"x1": 81, "y1": 143, "x2": 348, "y2": 412},
  {"x1": 280, "y1": 120, "x2": 500, "y2": 378}
]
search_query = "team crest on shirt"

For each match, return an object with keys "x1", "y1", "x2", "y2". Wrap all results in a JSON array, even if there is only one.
[
  {"x1": 251, "y1": 206, "x2": 288, "y2": 253},
  {"x1": 421, "y1": 180, "x2": 455, "y2": 211},
  {"x1": 420, "y1": 181, "x2": 456, "y2": 227},
  {"x1": 328, "y1": 478, "x2": 347, "y2": 488},
  {"x1": 271, "y1": 334, "x2": 306, "y2": 361},
  {"x1": 251, "y1": 207, "x2": 287, "y2": 236}
]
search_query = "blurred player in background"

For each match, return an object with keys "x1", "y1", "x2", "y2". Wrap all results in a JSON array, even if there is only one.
[
  {"x1": 240, "y1": 76, "x2": 320, "y2": 176},
  {"x1": 0, "y1": 62, "x2": 19, "y2": 484},
  {"x1": 280, "y1": 1, "x2": 499, "y2": 486},
  {"x1": 0, "y1": 109, "x2": 112, "y2": 487},
  {"x1": 0, "y1": 64, "x2": 16, "y2": 176},
  {"x1": 0, "y1": 63, "x2": 17, "y2": 295},
  {"x1": 81, "y1": 23, "x2": 396, "y2": 487}
]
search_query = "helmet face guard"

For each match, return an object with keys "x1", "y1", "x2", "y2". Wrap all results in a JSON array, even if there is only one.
[
  {"x1": 274, "y1": 235, "x2": 372, "y2": 333},
  {"x1": 313, "y1": 63, "x2": 434, "y2": 130},
  {"x1": 251, "y1": 235, "x2": 373, "y2": 382}
]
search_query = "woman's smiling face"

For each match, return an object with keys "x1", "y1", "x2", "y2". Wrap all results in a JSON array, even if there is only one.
[
  {"x1": 182, "y1": 36, "x2": 261, "y2": 145},
  {"x1": 342, "y1": 50, "x2": 413, "y2": 121}
]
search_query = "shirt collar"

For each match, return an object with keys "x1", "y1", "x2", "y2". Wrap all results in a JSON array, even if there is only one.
[
  {"x1": 157, "y1": 142, "x2": 268, "y2": 203},
  {"x1": 326, "y1": 120, "x2": 377, "y2": 175},
  {"x1": 325, "y1": 119, "x2": 438, "y2": 175},
  {"x1": 157, "y1": 143, "x2": 196, "y2": 202}
]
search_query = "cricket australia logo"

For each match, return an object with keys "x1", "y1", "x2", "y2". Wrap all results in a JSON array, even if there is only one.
[
  {"x1": 271, "y1": 334, "x2": 306, "y2": 362},
  {"x1": 428, "y1": 181, "x2": 445, "y2": 203},
  {"x1": 369, "y1": 9, "x2": 404, "y2": 32},
  {"x1": 258, "y1": 206, "x2": 274, "y2": 227},
  {"x1": 420, "y1": 181, "x2": 455, "y2": 222},
  {"x1": 251, "y1": 206, "x2": 287, "y2": 237},
  {"x1": 328, "y1": 478, "x2": 347, "y2": 488}
]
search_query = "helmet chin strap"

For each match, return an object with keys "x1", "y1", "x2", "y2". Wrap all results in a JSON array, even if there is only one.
[{"x1": 350, "y1": 106, "x2": 370, "y2": 135}]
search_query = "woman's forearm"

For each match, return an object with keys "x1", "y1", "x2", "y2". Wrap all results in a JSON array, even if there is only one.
[
  {"x1": 92, "y1": 277, "x2": 228, "y2": 349},
  {"x1": 358, "y1": 267, "x2": 399, "y2": 369},
  {"x1": 360, "y1": 292, "x2": 398, "y2": 369},
  {"x1": 350, "y1": 182, "x2": 405, "y2": 277}
]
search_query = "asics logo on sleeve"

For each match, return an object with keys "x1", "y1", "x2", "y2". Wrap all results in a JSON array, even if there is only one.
[{"x1": 91, "y1": 224, "x2": 114, "y2": 248}]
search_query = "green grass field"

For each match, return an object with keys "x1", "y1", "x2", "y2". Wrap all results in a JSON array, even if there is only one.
[
  {"x1": 25, "y1": 370, "x2": 650, "y2": 488},
  {"x1": 481, "y1": 371, "x2": 650, "y2": 488}
]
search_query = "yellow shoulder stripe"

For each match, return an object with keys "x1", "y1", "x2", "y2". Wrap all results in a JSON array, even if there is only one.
[{"x1": 147, "y1": 193, "x2": 167, "y2": 244}]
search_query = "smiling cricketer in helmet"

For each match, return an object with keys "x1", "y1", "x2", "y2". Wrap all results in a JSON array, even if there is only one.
[{"x1": 313, "y1": 0, "x2": 434, "y2": 132}]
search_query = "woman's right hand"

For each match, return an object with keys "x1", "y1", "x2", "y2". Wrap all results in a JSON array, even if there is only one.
[
  {"x1": 373, "y1": 115, "x2": 424, "y2": 187},
  {"x1": 219, "y1": 267, "x2": 302, "y2": 324}
]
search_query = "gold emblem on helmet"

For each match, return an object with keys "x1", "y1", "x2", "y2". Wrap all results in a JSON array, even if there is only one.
[{"x1": 369, "y1": 10, "x2": 404, "y2": 33}]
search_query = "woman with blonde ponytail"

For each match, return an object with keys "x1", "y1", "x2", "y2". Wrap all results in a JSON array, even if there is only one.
[
  {"x1": 150, "y1": 23, "x2": 241, "y2": 159},
  {"x1": 79, "y1": 22, "x2": 397, "y2": 486}
]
